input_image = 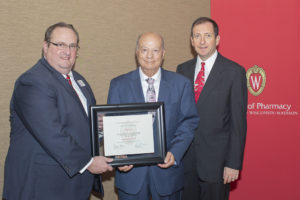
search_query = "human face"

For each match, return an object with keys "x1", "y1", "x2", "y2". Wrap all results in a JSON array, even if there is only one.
[
  {"x1": 191, "y1": 22, "x2": 220, "y2": 61},
  {"x1": 136, "y1": 33, "x2": 165, "y2": 77},
  {"x1": 43, "y1": 27, "x2": 78, "y2": 74}
]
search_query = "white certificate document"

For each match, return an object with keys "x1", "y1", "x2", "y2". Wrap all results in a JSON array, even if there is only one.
[{"x1": 103, "y1": 114, "x2": 154, "y2": 156}]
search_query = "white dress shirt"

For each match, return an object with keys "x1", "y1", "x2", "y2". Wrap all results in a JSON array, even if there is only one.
[{"x1": 194, "y1": 50, "x2": 218, "y2": 83}]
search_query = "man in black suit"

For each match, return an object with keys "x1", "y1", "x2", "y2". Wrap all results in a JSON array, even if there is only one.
[{"x1": 176, "y1": 17, "x2": 248, "y2": 200}]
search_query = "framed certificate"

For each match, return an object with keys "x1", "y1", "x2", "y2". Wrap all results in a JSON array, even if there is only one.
[{"x1": 90, "y1": 102, "x2": 167, "y2": 166}]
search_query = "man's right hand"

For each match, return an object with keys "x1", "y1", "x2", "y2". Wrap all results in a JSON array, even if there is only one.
[{"x1": 87, "y1": 156, "x2": 113, "y2": 174}]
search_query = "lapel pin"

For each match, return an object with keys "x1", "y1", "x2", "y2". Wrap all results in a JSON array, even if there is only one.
[{"x1": 77, "y1": 80, "x2": 86, "y2": 87}]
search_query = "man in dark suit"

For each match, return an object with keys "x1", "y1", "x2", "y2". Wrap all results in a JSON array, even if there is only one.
[
  {"x1": 176, "y1": 17, "x2": 248, "y2": 200},
  {"x1": 107, "y1": 32, "x2": 199, "y2": 200},
  {"x1": 3, "y1": 22, "x2": 113, "y2": 200}
]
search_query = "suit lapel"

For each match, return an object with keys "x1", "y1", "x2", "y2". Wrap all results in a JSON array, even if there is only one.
[
  {"x1": 185, "y1": 59, "x2": 197, "y2": 87},
  {"x1": 73, "y1": 73, "x2": 93, "y2": 108},
  {"x1": 48, "y1": 67, "x2": 81, "y2": 106},
  {"x1": 57, "y1": 72, "x2": 85, "y2": 111},
  {"x1": 56, "y1": 74, "x2": 88, "y2": 118},
  {"x1": 41, "y1": 59, "x2": 89, "y2": 117},
  {"x1": 197, "y1": 54, "x2": 225, "y2": 106},
  {"x1": 158, "y1": 68, "x2": 171, "y2": 102},
  {"x1": 129, "y1": 69, "x2": 146, "y2": 102},
  {"x1": 70, "y1": 72, "x2": 94, "y2": 118}
]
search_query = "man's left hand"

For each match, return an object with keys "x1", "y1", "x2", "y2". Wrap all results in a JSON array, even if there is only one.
[
  {"x1": 223, "y1": 167, "x2": 239, "y2": 184},
  {"x1": 158, "y1": 152, "x2": 175, "y2": 168}
]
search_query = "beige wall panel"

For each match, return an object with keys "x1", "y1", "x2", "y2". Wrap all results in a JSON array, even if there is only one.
[{"x1": 0, "y1": 0, "x2": 209, "y2": 199}]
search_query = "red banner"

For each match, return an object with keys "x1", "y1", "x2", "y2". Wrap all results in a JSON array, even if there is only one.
[{"x1": 211, "y1": 0, "x2": 300, "y2": 199}]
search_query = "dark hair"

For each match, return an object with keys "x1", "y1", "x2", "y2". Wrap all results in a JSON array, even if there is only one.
[
  {"x1": 191, "y1": 17, "x2": 219, "y2": 37},
  {"x1": 44, "y1": 22, "x2": 79, "y2": 44}
]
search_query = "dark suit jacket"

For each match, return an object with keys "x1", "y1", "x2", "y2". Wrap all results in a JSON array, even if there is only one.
[
  {"x1": 3, "y1": 58, "x2": 97, "y2": 200},
  {"x1": 107, "y1": 68, "x2": 199, "y2": 195},
  {"x1": 177, "y1": 53, "x2": 248, "y2": 182}
]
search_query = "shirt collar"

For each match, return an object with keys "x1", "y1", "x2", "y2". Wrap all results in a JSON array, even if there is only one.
[
  {"x1": 196, "y1": 50, "x2": 218, "y2": 69},
  {"x1": 139, "y1": 67, "x2": 161, "y2": 82},
  {"x1": 62, "y1": 71, "x2": 74, "y2": 79}
]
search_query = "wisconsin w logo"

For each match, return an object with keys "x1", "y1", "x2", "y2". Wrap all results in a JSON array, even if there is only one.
[{"x1": 246, "y1": 65, "x2": 266, "y2": 96}]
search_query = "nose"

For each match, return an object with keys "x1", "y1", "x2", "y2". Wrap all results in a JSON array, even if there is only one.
[
  {"x1": 146, "y1": 50, "x2": 153, "y2": 58},
  {"x1": 63, "y1": 46, "x2": 71, "y2": 55},
  {"x1": 200, "y1": 36, "x2": 206, "y2": 44}
]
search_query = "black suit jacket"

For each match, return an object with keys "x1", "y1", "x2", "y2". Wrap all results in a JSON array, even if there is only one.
[{"x1": 177, "y1": 53, "x2": 248, "y2": 182}]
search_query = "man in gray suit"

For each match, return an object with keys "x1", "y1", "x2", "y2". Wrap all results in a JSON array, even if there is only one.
[
  {"x1": 177, "y1": 17, "x2": 248, "y2": 200},
  {"x1": 3, "y1": 22, "x2": 113, "y2": 200}
]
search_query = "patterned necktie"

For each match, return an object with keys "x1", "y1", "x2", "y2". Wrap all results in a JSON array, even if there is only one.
[
  {"x1": 146, "y1": 78, "x2": 156, "y2": 102},
  {"x1": 194, "y1": 62, "x2": 205, "y2": 102}
]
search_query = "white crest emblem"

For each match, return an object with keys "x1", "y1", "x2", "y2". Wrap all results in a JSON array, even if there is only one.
[{"x1": 246, "y1": 65, "x2": 266, "y2": 96}]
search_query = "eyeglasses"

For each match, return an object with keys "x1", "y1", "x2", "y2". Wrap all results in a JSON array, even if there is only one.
[{"x1": 48, "y1": 41, "x2": 80, "y2": 51}]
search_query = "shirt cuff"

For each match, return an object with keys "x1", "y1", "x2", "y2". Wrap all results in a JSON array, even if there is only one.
[{"x1": 79, "y1": 158, "x2": 93, "y2": 174}]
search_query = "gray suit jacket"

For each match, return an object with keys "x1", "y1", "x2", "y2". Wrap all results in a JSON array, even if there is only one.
[{"x1": 177, "y1": 53, "x2": 248, "y2": 182}]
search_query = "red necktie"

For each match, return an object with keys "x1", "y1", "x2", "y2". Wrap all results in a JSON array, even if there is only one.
[
  {"x1": 66, "y1": 75, "x2": 73, "y2": 86},
  {"x1": 194, "y1": 62, "x2": 205, "y2": 102},
  {"x1": 66, "y1": 75, "x2": 79, "y2": 97}
]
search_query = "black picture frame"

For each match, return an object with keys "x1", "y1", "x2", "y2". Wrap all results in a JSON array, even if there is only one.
[{"x1": 90, "y1": 102, "x2": 167, "y2": 167}]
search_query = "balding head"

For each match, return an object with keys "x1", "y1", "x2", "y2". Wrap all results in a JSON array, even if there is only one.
[
  {"x1": 136, "y1": 32, "x2": 165, "y2": 51},
  {"x1": 135, "y1": 32, "x2": 165, "y2": 77}
]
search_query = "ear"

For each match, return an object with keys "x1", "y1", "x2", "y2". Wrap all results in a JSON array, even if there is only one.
[
  {"x1": 43, "y1": 41, "x2": 49, "y2": 55},
  {"x1": 190, "y1": 36, "x2": 195, "y2": 47},
  {"x1": 216, "y1": 35, "x2": 220, "y2": 46}
]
